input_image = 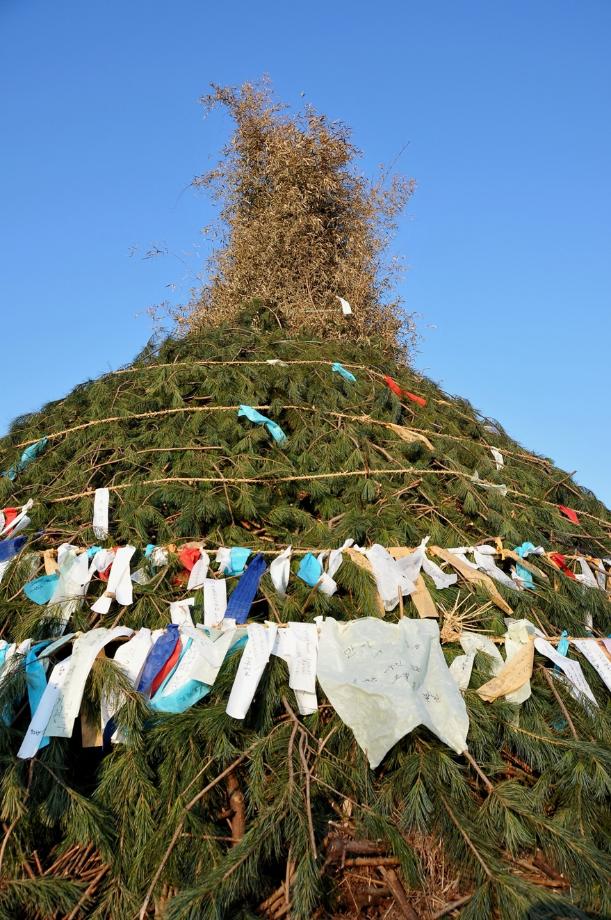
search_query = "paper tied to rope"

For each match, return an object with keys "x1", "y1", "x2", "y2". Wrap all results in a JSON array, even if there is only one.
[
  {"x1": 0, "y1": 499, "x2": 34, "y2": 540},
  {"x1": 46, "y1": 545, "x2": 98, "y2": 629},
  {"x1": 449, "y1": 544, "x2": 521, "y2": 592},
  {"x1": 316, "y1": 617, "x2": 469, "y2": 768},
  {"x1": 102, "y1": 628, "x2": 155, "y2": 744},
  {"x1": 430, "y1": 546, "x2": 513, "y2": 615},
  {"x1": 184, "y1": 546, "x2": 210, "y2": 590},
  {"x1": 204, "y1": 578, "x2": 227, "y2": 626},
  {"x1": 534, "y1": 637, "x2": 597, "y2": 706},
  {"x1": 489, "y1": 447, "x2": 504, "y2": 470},
  {"x1": 272, "y1": 621, "x2": 318, "y2": 715},
  {"x1": 152, "y1": 626, "x2": 240, "y2": 714},
  {"x1": 237, "y1": 405, "x2": 287, "y2": 444},
  {"x1": 92, "y1": 488, "x2": 110, "y2": 540},
  {"x1": 449, "y1": 633, "x2": 503, "y2": 691},
  {"x1": 572, "y1": 639, "x2": 611, "y2": 692},
  {"x1": 297, "y1": 552, "x2": 337, "y2": 596},
  {"x1": 226, "y1": 622, "x2": 278, "y2": 719},
  {"x1": 383, "y1": 374, "x2": 426, "y2": 407},
  {"x1": 217, "y1": 546, "x2": 251, "y2": 577},
  {"x1": 337, "y1": 295, "x2": 353, "y2": 315},
  {"x1": 558, "y1": 505, "x2": 580, "y2": 525},
  {"x1": 17, "y1": 626, "x2": 134, "y2": 758},
  {"x1": 331, "y1": 362, "x2": 357, "y2": 383},
  {"x1": 3, "y1": 437, "x2": 48, "y2": 481},
  {"x1": 470, "y1": 470, "x2": 508, "y2": 497},
  {"x1": 574, "y1": 557, "x2": 600, "y2": 590},
  {"x1": 91, "y1": 545, "x2": 136, "y2": 614},
  {"x1": 269, "y1": 546, "x2": 292, "y2": 596},
  {"x1": 476, "y1": 619, "x2": 537, "y2": 704}
]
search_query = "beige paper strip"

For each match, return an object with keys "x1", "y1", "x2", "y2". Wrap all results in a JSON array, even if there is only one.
[
  {"x1": 43, "y1": 550, "x2": 59, "y2": 575},
  {"x1": 385, "y1": 424, "x2": 434, "y2": 450},
  {"x1": 429, "y1": 546, "x2": 512, "y2": 615},
  {"x1": 410, "y1": 575, "x2": 438, "y2": 618},
  {"x1": 476, "y1": 639, "x2": 535, "y2": 702}
]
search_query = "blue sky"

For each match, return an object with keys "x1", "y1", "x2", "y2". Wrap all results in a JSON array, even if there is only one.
[{"x1": 1, "y1": 1, "x2": 609, "y2": 505}]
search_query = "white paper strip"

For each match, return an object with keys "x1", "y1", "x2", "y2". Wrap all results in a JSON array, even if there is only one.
[
  {"x1": 45, "y1": 627, "x2": 132, "y2": 738},
  {"x1": 490, "y1": 447, "x2": 504, "y2": 470},
  {"x1": 272, "y1": 622, "x2": 318, "y2": 715},
  {"x1": 18, "y1": 658, "x2": 72, "y2": 759},
  {"x1": 226, "y1": 623, "x2": 277, "y2": 719},
  {"x1": 534, "y1": 637, "x2": 597, "y2": 706},
  {"x1": 575, "y1": 557, "x2": 599, "y2": 589},
  {"x1": 170, "y1": 598, "x2": 195, "y2": 628},
  {"x1": 337, "y1": 296, "x2": 353, "y2": 315},
  {"x1": 163, "y1": 627, "x2": 236, "y2": 692},
  {"x1": 92, "y1": 488, "x2": 109, "y2": 540},
  {"x1": 0, "y1": 499, "x2": 33, "y2": 538},
  {"x1": 187, "y1": 550, "x2": 210, "y2": 590},
  {"x1": 203, "y1": 578, "x2": 227, "y2": 627},
  {"x1": 270, "y1": 546, "x2": 292, "y2": 596},
  {"x1": 91, "y1": 546, "x2": 136, "y2": 614},
  {"x1": 572, "y1": 639, "x2": 611, "y2": 692},
  {"x1": 101, "y1": 628, "x2": 154, "y2": 743}
]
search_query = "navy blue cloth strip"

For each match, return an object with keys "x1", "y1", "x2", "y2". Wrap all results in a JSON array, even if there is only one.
[
  {"x1": 136, "y1": 624, "x2": 180, "y2": 698},
  {"x1": 225, "y1": 553, "x2": 268, "y2": 624},
  {"x1": 0, "y1": 535, "x2": 27, "y2": 562}
]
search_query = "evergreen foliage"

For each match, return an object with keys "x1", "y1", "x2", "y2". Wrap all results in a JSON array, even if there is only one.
[{"x1": 0, "y1": 311, "x2": 609, "y2": 919}]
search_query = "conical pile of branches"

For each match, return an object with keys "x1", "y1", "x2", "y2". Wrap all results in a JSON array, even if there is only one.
[
  {"x1": 0, "y1": 313, "x2": 609, "y2": 920},
  {"x1": 178, "y1": 78, "x2": 416, "y2": 351}
]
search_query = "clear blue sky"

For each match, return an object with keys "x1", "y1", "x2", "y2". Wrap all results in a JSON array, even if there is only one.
[{"x1": 1, "y1": 1, "x2": 609, "y2": 505}]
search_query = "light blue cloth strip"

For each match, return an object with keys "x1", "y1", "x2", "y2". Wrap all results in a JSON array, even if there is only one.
[
  {"x1": 4, "y1": 437, "x2": 48, "y2": 480},
  {"x1": 224, "y1": 547, "x2": 251, "y2": 577},
  {"x1": 556, "y1": 630, "x2": 569, "y2": 657},
  {"x1": 513, "y1": 542, "x2": 536, "y2": 590},
  {"x1": 23, "y1": 573, "x2": 60, "y2": 605},
  {"x1": 331, "y1": 362, "x2": 357, "y2": 383},
  {"x1": 297, "y1": 553, "x2": 322, "y2": 588},
  {"x1": 24, "y1": 641, "x2": 52, "y2": 749},
  {"x1": 238, "y1": 405, "x2": 287, "y2": 444}
]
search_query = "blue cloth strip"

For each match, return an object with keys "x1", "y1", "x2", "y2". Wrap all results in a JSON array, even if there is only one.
[
  {"x1": 224, "y1": 547, "x2": 251, "y2": 576},
  {"x1": 225, "y1": 553, "x2": 268, "y2": 624},
  {"x1": 4, "y1": 437, "x2": 48, "y2": 480},
  {"x1": 24, "y1": 641, "x2": 52, "y2": 749},
  {"x1": 331, "y1": 362, "x2": 357, "y2": 383},
  {"x1": 297, "y1": 553, "x2": 322, "y2": 588},
  {"x1": 0, "y1": 535, "x2": 27, "y2": 563},
  {"x1": 23, "y1": 573, "x2": 60, "y2": 605},
  {"x1": 136, "y1": 625, "x2": 180, "y2": 698},
  {"x1": 238, "y1": 405, "x2": 287, "y2": 444}
]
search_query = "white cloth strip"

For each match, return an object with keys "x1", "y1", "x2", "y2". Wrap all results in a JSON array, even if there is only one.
[
  {"x1": 203, "y1": 578, "x2": 227, "y2": 627},
  {"x1": 270, "y1": 546, "x2": 292, "y2": 596},
  {"x1": 92, "y1": 488, "x2": 109, "y2": 540},
  {"x1": 187, "y1": 550, "x2": 210, "y2": 590},
  {"x1": 572, "y1": 639, "x2": 611, "y2": 692},
  {"x1": 17, "y1": 658, "x2": 72, "y2": 759}
]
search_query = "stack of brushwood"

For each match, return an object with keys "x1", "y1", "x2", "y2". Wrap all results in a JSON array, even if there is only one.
[{"x1": 0, "y1": 312, "x2": 610, "y2": 920}]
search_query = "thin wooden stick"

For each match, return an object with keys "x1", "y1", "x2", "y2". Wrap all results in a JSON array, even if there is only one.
[{"x1": 538, "y1": 666, "x2": 579, "y2": 739}]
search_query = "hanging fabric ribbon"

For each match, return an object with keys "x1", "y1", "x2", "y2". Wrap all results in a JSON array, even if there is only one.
[
  {"x1": 92, "y1": 488, "x2": 110, "y2": 540},
  {"x1": 217, "y1": 547, "x2": 251, "y2": 577},
  {"x1": 91, "y1": 545, "x2": 136, "y2": 614},
  {"x1": 489, "y1": 447, "x2": 504, "y2": 470},
  {"x1": 0, "y1": 499, "x2": 34, "y2": 538},
  {"x1": 331, "y1": 362, "x2": 357, "y2": 383},
  {"x1": 297, "y1": 553, "x2": 336, "y2": 596},
  {"x1": 237, "y1": 405, "x2": 287, "y2": 444},
  {"x1": 558, "y1": 505, "x2": 580, "y2": 525},
  {"x1": 383, "y1": 375, "x2": 426, "y2": 407},
  {"x1": 0, "y1": 535, "x2": 28, "y2": 583},
  {"x1": 269, "y1": 546, "x2": 292, "y2": 596},
  {"x1": 136, "y1": 624, "x2": 181, "y2": 699},
  {"x1": 23, "y1": 573, "x2": 60, "y2": 605},
  {"x1": 3, "y1": 437, "x2": 48, "y2": 480},
  {"x1": 548, "y1": 552, "x2": 575, "y2": 579},
  {"x1": 225, "y1": 553, "x2": 268, "y2": 624}
]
